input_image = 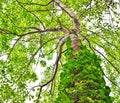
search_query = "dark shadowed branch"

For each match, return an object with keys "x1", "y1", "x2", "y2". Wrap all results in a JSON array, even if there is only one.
[{"x1": 27, "y1": 41, "x2": 65, "y2": 100}]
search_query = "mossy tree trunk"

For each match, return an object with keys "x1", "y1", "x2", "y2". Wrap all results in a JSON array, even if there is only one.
[
  {"x1": 55, "y1": 1, "x2": 112, "y2": 102},
  {"x1": 55, "y1": 41, "x2": 112, "y2": 102}
]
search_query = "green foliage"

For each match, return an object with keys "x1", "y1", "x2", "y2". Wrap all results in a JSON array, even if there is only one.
[
  {"x1": 0, "y1": 0, "x2": 119, "y2": 102},
  {"x1": 40, "y1": 60, "x2": 46, "y2": 67},
  {"x1": 55, "y1": 43, "x2": 112, "y2": 102}
]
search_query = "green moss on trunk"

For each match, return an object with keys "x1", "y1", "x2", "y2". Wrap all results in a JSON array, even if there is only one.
[{"x1": 55, "y1": 45, "x2": 112, "y2": 103}]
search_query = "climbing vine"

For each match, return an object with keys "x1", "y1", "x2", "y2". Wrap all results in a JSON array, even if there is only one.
[{"x1": 55, "y1": 37, "x2": 112, "y2": 103}]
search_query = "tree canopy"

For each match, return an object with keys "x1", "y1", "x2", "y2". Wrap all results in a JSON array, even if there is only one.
[{"x1": 0, "y1": 0, "x2": 120, "y2": 103}]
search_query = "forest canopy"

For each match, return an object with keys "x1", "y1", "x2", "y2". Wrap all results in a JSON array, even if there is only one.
[{"x1": 0, "y1": 0, "x2": 120, "y2": 103}]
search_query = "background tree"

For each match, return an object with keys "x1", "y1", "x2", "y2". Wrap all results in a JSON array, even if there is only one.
[{"x1": 0, "y1": 0, "x2": 120, "y2": 103}]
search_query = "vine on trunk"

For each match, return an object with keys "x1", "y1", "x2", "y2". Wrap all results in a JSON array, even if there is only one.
[{"x1": 55, "y1": 37, "x2": 112, "y2": 103}]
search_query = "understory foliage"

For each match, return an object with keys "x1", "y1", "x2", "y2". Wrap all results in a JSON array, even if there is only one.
[{"x1": 55, "y1": 37, "x2": 112, "y2": 103}]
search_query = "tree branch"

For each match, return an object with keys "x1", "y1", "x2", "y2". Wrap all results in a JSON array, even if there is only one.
[
  {"x1": 16, "y1": 0, "x2": 45, "y2": 29},
  {"x1": 17, "y1": 0, "x2": 53, "y2": 6},
  {"x1": 19, "y1": 28, "x2": 63, "y2": 37},
  {"x1": 93, "y1": 48, "x2": 120, "y2": 74},
  {"x1": 0, "y1": 28, "x2": 18, "y2": 36},
  {"x1": 16, "y1": 37, "x2": 58, "y2": 82},
  {"x1": 55, "y1": 0, "x2": 80, "y2": 31},
  {"x1": 27, "y1": 41, "x2": 64, "y2": 97}
]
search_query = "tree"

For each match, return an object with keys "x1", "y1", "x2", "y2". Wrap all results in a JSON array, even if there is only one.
[{"x1": 0, "y1": 0, "x2": 120, "y2": 103}]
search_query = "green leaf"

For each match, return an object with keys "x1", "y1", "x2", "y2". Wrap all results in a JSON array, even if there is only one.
[{"x1": 40, "y1": 60, "x2": 46, "y2": 67}]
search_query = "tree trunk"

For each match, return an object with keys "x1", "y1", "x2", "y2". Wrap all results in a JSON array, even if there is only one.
[
  {"x1": 55, "y1": 33, "x2": 112, "y2": 103},
  {"x1": 55, "y1": 1, "x2": 112, "y2": 103}
]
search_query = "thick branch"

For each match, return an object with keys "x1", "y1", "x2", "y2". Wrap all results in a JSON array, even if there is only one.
[
  {"x1": 55, "y1": 0, "x2": 80, "y2": 31},
  {"x1": 19, "y1": 28, "x2": 62, "y2": 36}
]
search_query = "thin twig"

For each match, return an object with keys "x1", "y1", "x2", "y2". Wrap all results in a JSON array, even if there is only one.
[
  {"x1": 17, "y1": 0, "x2": 53, "y2": 6},
  {"x1": 16, "y1": 0, "x2": 45, "y2": 29},
  {"x1": 16, "y1": 37, "x2": 58, "y2": 82}
]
